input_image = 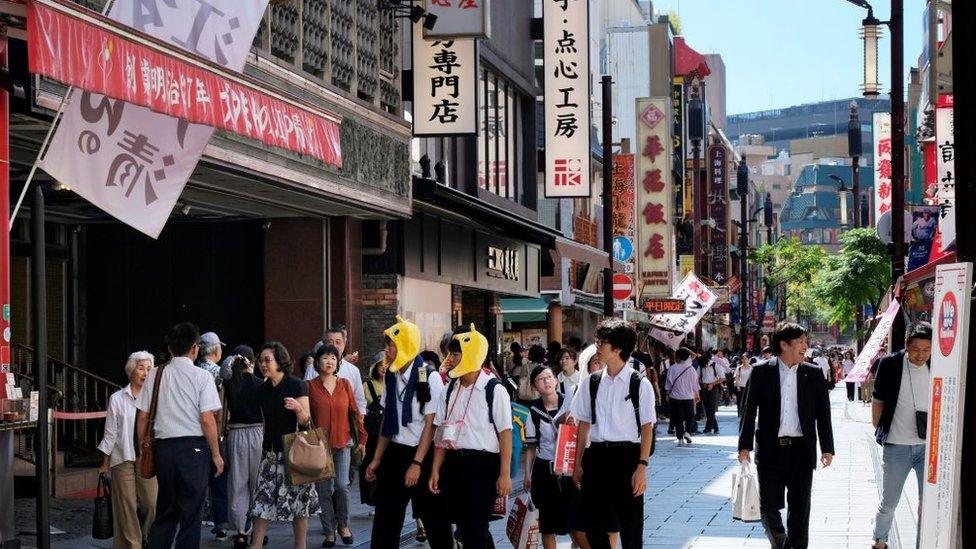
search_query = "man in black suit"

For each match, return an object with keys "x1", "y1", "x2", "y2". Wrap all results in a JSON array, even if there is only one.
[{"x1": 738, "y1": 322, "x2": 834, "y2": 549}]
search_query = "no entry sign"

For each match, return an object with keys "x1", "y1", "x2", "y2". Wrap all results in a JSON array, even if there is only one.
[{"x1": 612, "y1": 274, "x2": 634, "y2": 301}]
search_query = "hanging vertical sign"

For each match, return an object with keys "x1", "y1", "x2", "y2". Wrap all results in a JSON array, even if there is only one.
[
  {"x1": 935, "y1": 94, "x2": 955, "y2": 251},
  {"x1": 873, "y1": 112, "x2": 893, "y2": 223},
  {"x1": 543, "y1": 0, "x2": 590, "y2": 198},
  {"x1": 919, "y1": 262, "x2": 972, "y2": 549},
  {"x1": 612, "y1": 154, "x2": 636, "y2": 309},
  {"x1": 671, "y1": 79, "x2": 685, "y2": 222},
  {"x1": 707, "y1": 145, "x2": 729, "y2": 284},
  {"x1": 424, "y1": 0, "x2": 490, "y2": 39},
  {"x1": 635, "y1": 98, "x2": 673, "y2": 301},
  {"x1": 412, "y1": 23, "x2": 478, "y2": 137}
]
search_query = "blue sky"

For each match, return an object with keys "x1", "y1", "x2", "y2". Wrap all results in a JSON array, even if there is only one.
[{"x1": 654, "y1": 0, "x2": 928, "y2": 115}]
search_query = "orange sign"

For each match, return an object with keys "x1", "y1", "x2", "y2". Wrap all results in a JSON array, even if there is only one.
[
  {"x1": 927, "y1": 377, "x2": 942, "y2": 485},
  {"x1": 643, "y1": 298, "x2": 686, "y2": 314}
]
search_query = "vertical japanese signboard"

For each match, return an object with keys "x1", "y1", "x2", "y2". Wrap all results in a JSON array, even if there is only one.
[
  {"x1": 412, "y1": 24, "x2": 478, "y2": 136},
  {"x1": 543, "y1": 0, "x2": 590, "y2": 198},
  {"x1": 873, "y1": 112, "x2": 893, "y2": 223},
  {"x1": 635, "y1": 98, "x2": 673, "y2": 301},
  {"x1": 920, "y1": 262, "x2": 972, "y2": 549},
  {"x1": 707, "y1": 145, "x2": 729, "y2": 284},
  {"x1": 647, "y1": 272, "x2": 717, "y2": 349},
  {"x1": 424, "y1": 0, "x2": 490, "y2": 39},
  {"x1": 671, "y1": 79, "x2": 685, "y2": 222},
  {"x1": 612, "y1": 154, "x2": 636, "y2": 309},
  {"x1": 935, "y1": 94, "x2": 955, "y2": 251}
]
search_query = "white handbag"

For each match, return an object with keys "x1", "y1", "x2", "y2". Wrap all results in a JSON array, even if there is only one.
[{"x1": 731, "y1": 461, "x2": 762, "y2": 522}]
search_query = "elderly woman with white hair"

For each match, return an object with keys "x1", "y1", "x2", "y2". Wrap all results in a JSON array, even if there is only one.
[{"x1": 97, "y1": 351, "x2": 159, "y2": 549}]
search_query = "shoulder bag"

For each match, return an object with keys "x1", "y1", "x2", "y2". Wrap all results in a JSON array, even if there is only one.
[
  {"x1": 138, "y1": 364, "x2": 166, "y2": 479},
  {"x1": 282, "y1": 382, "x2": 333, "y2": 485},
  {"x1": 345, "y1": 379, "x2": 365, "y2": 467}
]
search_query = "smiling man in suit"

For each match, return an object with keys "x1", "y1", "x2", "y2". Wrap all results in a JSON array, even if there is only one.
[{"x1": 737, "y1": 322, "x2": 834, "y2": 549}]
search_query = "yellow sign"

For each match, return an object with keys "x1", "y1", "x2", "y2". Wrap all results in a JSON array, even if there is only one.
[{"x1": 679, "y1": 255, "x2": 694, "y2": 279}]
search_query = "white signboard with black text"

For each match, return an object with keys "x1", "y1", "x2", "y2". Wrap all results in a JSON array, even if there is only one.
[
  {"x1": 543, "y1": 0, "x2": 590, "y2": 198},
  {"x1": 647, "y1": 272, "x2": 717, "y2": 349},
  {"x1": 935, "y1": 95, "x2": 955, "y2": 251},
  {"x1": 919, "y1": 262, "x2": 972, "y2": 549},
  {"x1": 412, "y1": 23, "x2": 478, "y2": 137},
  {"x1": 424, "y1": 0, "x2": 490, "y2": 39}
]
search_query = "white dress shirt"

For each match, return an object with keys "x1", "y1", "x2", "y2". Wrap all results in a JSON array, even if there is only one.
[
  {"x1": 136, "y1": 357, "x2": 222, "y2": 440},
  {"x1": 778, "y1": 359, "x2": 803, "y2": 437},
  {"x1": 524, "y1": 397, "x2": 565, "y2": 461},
  {"x1": 434, "y1": 371, "x2": 513, "y2": 453},
  {"x1": 557, "y1": 370, "x2": 581, "y2": 395},
  {"x1": 813, "y1": 357, "x2": 830, "y2": 380},
  {"x1": 391, "y1": 363, "x2": 446, "y2": 447},
  {"x1": 885, "y1": 354, "x2": 930, "y2": 445},
  {"x1": 701, "y1": 359, "x2": 728, "y2": 385},
  {"x1": 97, "y1": 385, "x2": 139, "y2": 467},
  {"x1": 570, "y1": 367, "x2": 656, "y2": 443},
  {"x1": 305, "y1": 359, "x2": 367, "y2": 415}
]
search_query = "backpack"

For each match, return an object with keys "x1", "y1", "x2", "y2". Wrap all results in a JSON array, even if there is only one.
[
  {"x1": 589, "y1": 369, "x2": 655, "y2": 455},
  {"x1": 444, "y1": 376, "x2": 502, "y2": 432}
]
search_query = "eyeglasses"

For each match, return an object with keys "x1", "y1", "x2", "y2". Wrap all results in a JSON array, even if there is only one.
[{"x1": 258, "y1": 357, "x2": 276, "y2": 364}]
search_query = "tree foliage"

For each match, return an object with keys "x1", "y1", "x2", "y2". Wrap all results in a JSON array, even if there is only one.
[
  {"x1": 667, "y1": 10, "x2": 682, "y2": 35},
  {"x1": 750, "y1": 237, "x2": 827, "y2": 319},
  {"x1": 810, "y1": 229, "x2": 891, "y2": 330}
]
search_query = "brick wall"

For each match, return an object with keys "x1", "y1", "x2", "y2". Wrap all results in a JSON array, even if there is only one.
[{"x1": 360, "y1": 273, "x2": 400, "y2": 367}]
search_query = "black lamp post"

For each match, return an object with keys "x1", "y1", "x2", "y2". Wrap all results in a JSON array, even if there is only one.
[
  {"x1": 763, "y1": 192, "x2": 774, "y2": 245},
  {"x1": 847, "y1": 101, "x2": 862, "y2": 228},
  {"x1": 737, "y1": 159, "x2": 749, "y2": 352}
]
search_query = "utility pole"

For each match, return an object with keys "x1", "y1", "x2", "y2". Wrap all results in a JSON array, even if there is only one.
[
  {"x1": 848, "y1": 101, "x2": 862, "y2": 228},
  {"x1": 33, "y1": 187, "x2": 49, "y2": 548},
  {"x1": 602, "y1": 75, "x2": 614, "y2": 318},
  {"x1": 688, "y1": 80, "x2": 705, "y2": 346},
  {"x1": 889, "y1": 0, "x2": 906, "y2": 350},
  {"x1": 737, "y1": 160, "x2": 749, "y2": 352}
]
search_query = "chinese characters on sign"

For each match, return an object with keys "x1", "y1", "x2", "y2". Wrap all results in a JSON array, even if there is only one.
[
  {"x1": 612, "y1": 154, "x2": 636, "y2": 309},
  {"x1": 412, "y1": 22, "x2": 478, "y2": 136},
  {"x1": 671, "y1": 80, "x2": 685, "y2": 222},
  {"x1": 36, "y1": 0, "x2": 270, "y2": 239},
  {"x1": 647, "y1": 272, "x2": 717, "y2": 349},
  {"x1": 425, "y1": 0, "x2": 490, "y2": 39},
  {"x1": 935, "y1": 95, "x2": 955, "y2": 251},
  {"x1": 707, "y1": 145, "x2": 729, "y2": 284},
  {"x1": 635, "y1": 98, "x2": 673, "y2": 300},
  {"x1": 873, "y1": 112, "x2": 893, "y2": 222},
  {"x1": 486, "y1": 246, "x2": 520, "y2": 281},
  {"x1": 543, "y1": 0, "x2": 590, "y2": 198}
]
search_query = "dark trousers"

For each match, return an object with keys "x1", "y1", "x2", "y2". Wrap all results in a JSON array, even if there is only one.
[
  {"x1": 442, "y1": 449, "x2": 500, "y2": 549},
  {"x1": 669, "y1": 398, "x2": 695, "y2": 438},
  {"x1": 147, "y1": 436, "x2": 211, "y2": 549},
  {"x1": 758, "y1": 440, "x2": 814, "y2": 549},
  {"x1": 702, "y1": 386, "x2": 720, "y2": 432},
  {"x1": 846, "y1": 382, "x2": 856, "y2": 401},
  {"x1": 371, "y1": 442, "x2": 453, "y2": 549},
  {"x1": 581, "y1": 443, "x2": 643, "y2": 549},
  {"x1": 207, "y1": 441, "x2": 229, "y2": 529}
]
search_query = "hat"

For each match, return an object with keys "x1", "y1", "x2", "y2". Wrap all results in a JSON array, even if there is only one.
[
  {"x1": 383, "y1": 315, "x2": 421, "y2": 372},
  {"x1": 448, "y1": 324, "x2": 488, "y2": 379},
  {"x1": 199, "y1": 332, "x2": 224, "y2": 348}
]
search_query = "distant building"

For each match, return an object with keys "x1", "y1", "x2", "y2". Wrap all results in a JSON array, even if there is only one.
[
  {"x1": 703, "y1": 54, "x2": 727, "y2": 131},
  {"x1": 779, "y1": 163, "x2": 874, "y2": 252}
]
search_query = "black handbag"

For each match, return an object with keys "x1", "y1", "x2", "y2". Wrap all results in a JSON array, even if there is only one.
[{"x1": 92, "y1": 473, "x2": 113, "y2": 540}]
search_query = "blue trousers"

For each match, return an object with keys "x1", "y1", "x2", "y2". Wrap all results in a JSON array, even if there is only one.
[
  {"x1": 872, "y1": 443, "x2": 925, "y2": 544},
  {"x1": 147, "y1": 436, "x2": 211, "y2": 549}
]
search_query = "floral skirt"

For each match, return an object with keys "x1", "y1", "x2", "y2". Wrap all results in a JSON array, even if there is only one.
[{"x1": 248, "y1": 451, "x2": 320, "y2": 522}]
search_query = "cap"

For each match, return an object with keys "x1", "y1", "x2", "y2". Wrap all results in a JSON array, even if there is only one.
[{"x1": 199, "y1": 332, "x2": 225, "y2": 348}]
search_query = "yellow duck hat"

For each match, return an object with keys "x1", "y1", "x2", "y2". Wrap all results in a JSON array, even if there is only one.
[
  {"x1": 383, "y1": 315, "x2": 421, "y2": 372},
  {"x1": 449, "y1": 323, "x2": 488, "y2": 379}
]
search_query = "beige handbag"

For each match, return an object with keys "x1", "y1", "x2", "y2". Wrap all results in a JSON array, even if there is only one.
[{"x1": 283, "y1": 423, "x2": 333, "y2": 485}]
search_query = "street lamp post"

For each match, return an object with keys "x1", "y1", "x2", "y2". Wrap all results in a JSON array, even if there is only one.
[
  {"x1": 737, "y1": 159, "x2": 749, "y2": 352},
  {"x1": 763, "y1": 192, "x2": 774, "y2": 245},
  {"x1": 847, "y1": 101, "x2": 862, "y2": 228}
]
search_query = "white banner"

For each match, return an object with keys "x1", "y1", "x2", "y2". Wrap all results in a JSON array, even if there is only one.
[
  {"x1": 935, "y1": 95, "x2": 955, "y2": 251},
  {"x1": 872, "y1": 112, "x2": 892, "y2": 224},
  {"x1": 844, "y1": 299, "x2": 900, "y2": 383},
  {"x1": 424, "y1": 0, "x2": 490, "y2": 39},
  {"x1": 543, "y1": 0, "x2": 590, "y2": 198},
  {"x1": 920, "y1": 262, "x2": 972, "y2": 549},
  {"x1": 38, "y1": 0, "x2": 269, "y2": 239},
  {"x1": 412, "y1": 24, "x2": 478, "y2": 137},
  {"x1": 648, "y1": 272, "x2": 717, "y2": 349}
]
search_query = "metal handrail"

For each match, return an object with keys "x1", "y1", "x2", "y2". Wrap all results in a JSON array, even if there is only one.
[{"x1": 11, "y1": 344, "x2": 121, "y2": 392}]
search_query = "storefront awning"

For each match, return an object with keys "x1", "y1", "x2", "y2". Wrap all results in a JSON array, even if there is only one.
[
  {"x1": 555, "y1": 237, "x2": 627, "y2": 272},
  {"x1": 501, "y1": 297, "x2": 553, "y2": 323},
  {"x1": 674, "y1": 37, "x2": 711, "y2": 79}
]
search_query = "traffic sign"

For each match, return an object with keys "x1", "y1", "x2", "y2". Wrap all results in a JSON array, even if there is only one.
[
  {"x1": 612, "y1": 236, "x2": 634, "y2": 262},
  {"x1": 612, "y1": 274, "x2": 634, "y2": 301}
]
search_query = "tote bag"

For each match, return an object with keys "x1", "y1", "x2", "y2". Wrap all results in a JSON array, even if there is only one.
[{"x1": 731, "y1": 461, "x2": 761, "y2": 522}]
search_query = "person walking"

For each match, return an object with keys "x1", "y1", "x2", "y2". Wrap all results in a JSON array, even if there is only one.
[
  {"x1": 571, "y1": 319, "x2": 656, "y2": 549},
  {"x1": 700, "y1": 350, "x2": 728, "y2": 435},
  {"x1": 304, "y1": 327, "x2": 367, "y2": 416},
  {"x1": 429, "y1": 324, "x2": 513, "y2": 549},
  {"x1": 248, "y1": 342, "x2": 319, "y2": 549},
  {"x1": 665, "y1": 348, "x2": 699, "y2": 446},
  {"x1": 366, "y1": 316, "x2": 453, "y2": 548},
  {"x1": 98, "y1": 351, "x2": 158, "y2": 549},
  {"x1": 734, "y1": 356, "x2": 754, "y2": 418},
  {"x1": 738, "y1": 322, "x2": 835, "y2": 549},
  {"x1": 360, "y1": 353, "x2": 386, "y2": 513},
  {"x1": 197, "y1": 331, "x2": 230, "y2": 541},
  {"x1": 555, "y1": 348, "x2": 581, "y2": 395},
  {"x1": 224, "y1": 350, "x2": 264, "y2": 548},
  {"x1": 870, "y1": 322, "x2": 932, "y2": 549},
  {"x1": 306, "y1": 345, "x2": 366, "y2": 547},
  {"x1": 842, "y1": 350, "x2": 856, "y2": 402},
  {"x1": 136, "y1": 322, "x2": 224, "y2": 549}
]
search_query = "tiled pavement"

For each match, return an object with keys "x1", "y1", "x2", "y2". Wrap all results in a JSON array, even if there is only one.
[{"x1": 42, "y1": 387, "x2": 918, "y2": 548}]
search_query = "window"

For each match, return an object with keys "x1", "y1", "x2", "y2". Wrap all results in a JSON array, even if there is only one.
[{"x1": 478, "y1": 66, "x2": 523, "y2": 201}]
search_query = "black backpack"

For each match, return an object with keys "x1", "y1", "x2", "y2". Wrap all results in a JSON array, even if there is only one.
[
  {"x1": 588, "y1": 369, "x2": 655, "y2": 455},
  {"x1": 444, "y1": 376, "x2": 502, "y2": 432}
]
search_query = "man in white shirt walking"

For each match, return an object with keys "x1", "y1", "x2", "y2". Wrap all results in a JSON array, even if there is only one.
[{"x1": 701, "y1": 350, "x2": 729, "y2": 434}]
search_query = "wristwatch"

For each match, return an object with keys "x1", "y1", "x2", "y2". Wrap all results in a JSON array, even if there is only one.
[{"x1": 637, "y1": 459, "x2": 649, "y2": 467}]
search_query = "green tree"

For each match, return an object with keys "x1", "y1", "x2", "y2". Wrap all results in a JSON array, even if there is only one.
[
  {"x1": 750, "y1": 237, "x2": 828, "y2": 320},
  {"x1": 667, "y1": 10, "x2": 682, "y2": 35},
  {"x1": 810, "y1": 229, "x2": 892, "y2": 333}
]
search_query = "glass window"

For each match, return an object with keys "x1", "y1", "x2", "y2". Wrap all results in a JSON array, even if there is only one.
[
  {"x1": 477, "y1": 66, "x2": 525, "y2": 203},
  {"x1": 478, "y1": 69, "x2": 487, "y2": 190},
  {"x1": 487, "y1": 74, "x2": 498, "y2": 194}
]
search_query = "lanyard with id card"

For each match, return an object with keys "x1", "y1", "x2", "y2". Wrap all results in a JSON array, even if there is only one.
[{"x1": 435, "y1": 383, "x2": 476, "y2": 450}]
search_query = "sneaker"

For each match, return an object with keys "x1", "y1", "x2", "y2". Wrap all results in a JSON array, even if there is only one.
[
  {"x1": 215, "y1": 529, "x2": 228, "y2": 542},
  {"x1": 676, "y1": 438, "x2": 684, "y2": 446},
  {"x1": 683, "y1": 434, "x2": 693, "y2": 444}
]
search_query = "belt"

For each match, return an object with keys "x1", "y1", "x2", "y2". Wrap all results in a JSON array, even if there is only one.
[
  {"x1": 590, "y1": 441, "x2": 639, "y2": 449},
  {"x1": 448, "y1": 448, "x2": 495, "y2": 456},
  {"x1": 228, "y1": 423, "x2": 263, "y2": 430},
  {"x1": 777, "y1": 436, "x2": 805, "y2": 446}
]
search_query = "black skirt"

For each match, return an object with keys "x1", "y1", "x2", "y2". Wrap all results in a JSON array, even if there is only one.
[{"x1": 529, "y1": 457, "x2": 570, "y2": 535}]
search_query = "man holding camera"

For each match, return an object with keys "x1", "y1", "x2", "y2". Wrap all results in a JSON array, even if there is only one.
[{"x1": 870, "y1": 322, "x2": 932, "y2": 549}]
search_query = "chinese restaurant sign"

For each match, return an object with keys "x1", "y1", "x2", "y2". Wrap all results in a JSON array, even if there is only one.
[
  {"x1": 543, "y1": 0, "x2": 590, "y2": 198},
  {"x1": 873, "y1": 112, "x2": 892, "y2": 222},
  {"x1": 647, "y1": 272, "x2": 717, "y2": 349},
  {"x1": 635, "y1": 98, "x2": 673, "y2": 300},
  {"x1": 35, "y1": 0, "x2": 271, "y2": 239},
  {"x1": 935, "y1": 94, "x2": 955, "y2": 251},
  {"x1": 412, "y1": 22, "x2": 478, "y2": 136},
  {"x1": 671, "y1": 79, "x2": 685, "y2": 221},
  {"x1": 612, "y1": 154, "x2": 636, "y2": 309},
  {"x1": 707, "y1": 144, "x2": 729, "y2": 284},
  {"x1": 424, "y1": 0, "x2": 490, "y2": 39}
]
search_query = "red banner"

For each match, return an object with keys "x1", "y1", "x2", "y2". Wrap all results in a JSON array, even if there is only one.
[{"x1": 27, "y1": 0, "x2": 342, "y2": 167}]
